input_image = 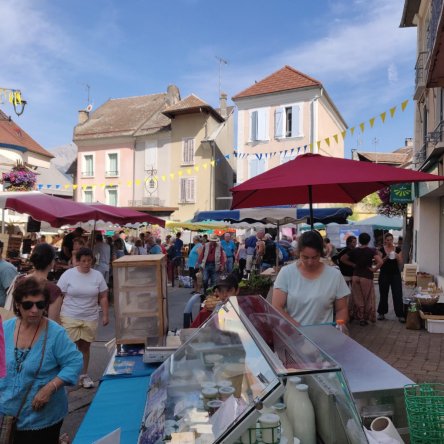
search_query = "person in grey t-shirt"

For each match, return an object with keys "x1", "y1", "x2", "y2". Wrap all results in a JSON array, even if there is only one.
[{"x1": 272, "y1": 231, "x2": 349, "y2": 328}]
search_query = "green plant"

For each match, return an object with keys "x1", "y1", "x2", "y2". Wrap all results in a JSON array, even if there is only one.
[{"x1": 238, "y1": 273, "x2": 273, "y2": 297}]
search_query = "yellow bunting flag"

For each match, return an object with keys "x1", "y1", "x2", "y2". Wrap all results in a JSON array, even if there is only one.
[
  {"x1": 341, "y1": 130, "x2": 347, "y2": 139},
  {"x1": 100, "y1": 183, "x2": 105, "y2": 188},
  {"x1": 369, "y1": 117, "x2": 375, "y2": 128},
  {"x1": 178, "y1": 171, "x2": 183, "y2": 176},
  {"x1": 203, "y1": 163, "x2": 208, "y2": 169},
  {"x1": 389, "y1": 106, "x2": 396, "y2": 118},
  {"x1": 210, "y1": 160, "x2": 215, "y2": 167},
  {"x1": 92, "y1": 184, "x2": 97, "y2": 188},
  {"x1": 73, "y1": 184, "x2": 78, "y2": 190},
  {"x1": 401, "y1": 99, "x2": 409, "y2": 111},
  {"x1": 309, "y1": 143, "x2": 313, "y2": 152},
  {"x1": 380, "y1": 112, "x2": 387, "y2": 123},
  {"x1": 194, "y1": 166, "x2": 199, "y2": 172},
  {"x1": 186, "y1": 168, "x2": 192, "y2": 175},
  {"x1": 126, "y1": 181, "x2": 132, "y2": 187},
  {"x1": 64, "y1": 184, "x2": 70, "y2": 189},
  {"x1": 82, "y1": 185, "x2": 87, "y2": 190},
  {"x1": 350, "y1": 127, "x2": 355, "y2": 136},
  {"x1": 325, "y1": 137, "x2": 330, "y2": 147},
  {"x1": 161, "y1": 175, "x2": 166, "y2": 181},
  {"x1": 135, "y1": 179, "x2": 141, "y2": 186},
  {"x1": 333, "y1": 134, "x2": 339, "y2": 144},
  {"x1": 169, "y1": 173, "x2": 174, "y2": 180},
  {"x1": 316, "y1": 141, "x2": 321, "y2": 150},
  {"x1": 359, "y1": 122, "x2": 365, "y2": 133}
]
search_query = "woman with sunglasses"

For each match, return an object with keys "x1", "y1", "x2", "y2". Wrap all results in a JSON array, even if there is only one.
[
  {"x1": 272, "y1": 230, "x2": 350, "y2": 328},
  {"x1": 0, "y1": 278, "x2": 82, "y2": 444}
]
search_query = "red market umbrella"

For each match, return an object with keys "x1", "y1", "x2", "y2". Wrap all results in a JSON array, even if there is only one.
[
  {"x1": 87, "y1": 202, "x2": 165, "y2": 227},
  {"x1": 0, "y1": 191, "x2": 110, "y2": 227},
  {"x1": 231, "y1": 153, "x2": 444, "y2": 228}
]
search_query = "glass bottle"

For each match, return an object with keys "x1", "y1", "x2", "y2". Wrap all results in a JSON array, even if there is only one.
[
  {"x1": 272, "y1": 402, "x2": 294, "y2": 443},
  {"x1": 290, "y1": 384, "x2": 316, "y2": 444},
  {"x1": 283, "y1": 376, "x2": 302, "y2": 429}
]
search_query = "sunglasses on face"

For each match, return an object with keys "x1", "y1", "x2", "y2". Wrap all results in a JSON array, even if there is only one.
[{"x1": 20, "y1": 300, "x2": 46, "y2": 310}]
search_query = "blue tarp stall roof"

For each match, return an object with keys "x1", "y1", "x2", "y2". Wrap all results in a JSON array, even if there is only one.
[
  {"x1": 192, "y1": 207, "x2": 352, "y2": 225},
  {"x1": 354, "y1": 215, "x2": 403, "y2": 230}
]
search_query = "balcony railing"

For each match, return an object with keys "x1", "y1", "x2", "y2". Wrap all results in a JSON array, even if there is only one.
[
  {"x1": 427, "y1": 0, "x2": 444, "y2": 53},
  {"x1": 427, "y1": 120, "x2": 444, "y2": 145},
  {"x1": 128, "y1": 197, "x2": 165, "y2": 207},
  {"x1": 414, "y1": 142, "x2": 427, "y2": 167},
  {"x1": 414, "y1": 51, "x2": 428, "y2": 99},
  {"x1": 81, "y1": 171, "x2": 94, "y2": 177},
  {"x1": 105, "y1": 170, "x2": 119, "y2": 177}
]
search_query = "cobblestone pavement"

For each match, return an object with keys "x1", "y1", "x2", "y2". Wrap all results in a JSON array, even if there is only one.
[{"x1": 63, "y1": 282, "x2": 444, "y2": 441}]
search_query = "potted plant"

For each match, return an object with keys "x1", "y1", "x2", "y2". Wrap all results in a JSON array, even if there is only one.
[
  {"x1": 238, "y1": 272, "x2": 273, "y2": 298},
  {"x1": 1, "y1": 161, "x2": 37, "y2": 191}
]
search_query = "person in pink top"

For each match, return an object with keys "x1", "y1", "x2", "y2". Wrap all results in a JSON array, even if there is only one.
[{"x1": 0, "y1": 318, "x2": 5, "y2": 377}]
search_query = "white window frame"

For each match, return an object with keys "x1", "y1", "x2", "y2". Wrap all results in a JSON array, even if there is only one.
[
  {"x1": 82, "y1": 153, "x2": 95, "y2": 178},
  {"x1": 280, "y1": 151, "x2": 297, "y2": 165},
  {"x1": 249, "y1": 108, "x2": 269, "y2": 142},
  {"x1": 274, "y1": 103, "x2": 303, "y2": 139},
  {"x1": 179, "y1": 176, "x2": 196, "y2": 203},
  {"x1": 105, "y1": 151, "x2": 119, "y2": 178},
  {"x1": 182, "y1": 138, "x2": 195, "y2": 166},
  {"x1": 144, "y1": 141, "x2": 158, "y2": 170},
  {"x1": 83, "y1": 186, "x2": 94, "y2": 203},
  {"x1": 248, "y1": 157, "x2": 267, "y2": 179},
  {"x1": 105, "y1": 185, "x2": 119, "y2": 206}
]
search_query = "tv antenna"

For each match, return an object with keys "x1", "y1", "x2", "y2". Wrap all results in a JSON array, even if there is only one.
[
  {"x1": 215, "y1": 56, "x2": 228, "y2": 98},
  {"x1": 373, "y1": 137, "x2": 379, "y2": 163}
]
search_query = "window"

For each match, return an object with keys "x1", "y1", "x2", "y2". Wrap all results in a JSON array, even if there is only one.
[
  {"x1": 182, "y1": 138, "x2": 195, "y2": 165},
  {"x1": 280, "y1": 152, "x2": 297, "y2": 164},
  {"x1": 83, "y1": 186, "x2": 93, "y2": 203},
  {"x1": 106, "y1": 153, "x2": 119, "y2": 177},
  {"x1": 274, "y1": 104, "x2": 302, "y2": 138},
  {"x1": 250, "y1": 109, "x2": 269, "y2": 141},
  {"x1": 105, "y1": 186, "x2": 118, "y2": 206},
  {"x1": 248, "y1": 157, "x2": 266, "y2": 179},
  {"x1": 145, "y1": 141, "x2": 157, "y2": 169},
  {"x1": 180, "y1": 177, "x2": 196, "y2": 203},
  {"x1": 83, "y1": 154, "x2": 94, "y2": 177}
]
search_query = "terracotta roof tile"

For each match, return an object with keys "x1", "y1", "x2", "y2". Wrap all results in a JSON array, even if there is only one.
[
  {"x1": 232, "y1": 65, "x2": 321, "y2": 100},
  {"x1": 74, "y1": 93, "x2": 171, "y2": 140},
  {"x1": 356, "y1": 148, "x2": 413, "y2": 165},
  {"x1": 0, "y1": 110, "x2": 53, "y2": 158}
]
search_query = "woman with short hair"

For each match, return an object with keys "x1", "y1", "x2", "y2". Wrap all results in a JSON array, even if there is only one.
[
  {"x1": 0, "y1": 277, "x2": 82, "y2": 443},
  {"x1": 57, "y1": 248, "x2": 109, "y2": 389}
]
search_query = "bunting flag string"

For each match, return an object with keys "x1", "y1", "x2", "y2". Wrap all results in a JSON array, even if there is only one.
[{"x1": 36, "y1": 98, "x2": 410, "y2": 190}]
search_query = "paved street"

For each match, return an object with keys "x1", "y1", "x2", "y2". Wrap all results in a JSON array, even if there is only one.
[{"x1": 63, "y1": 282, "x2": 444, "y2": 441}]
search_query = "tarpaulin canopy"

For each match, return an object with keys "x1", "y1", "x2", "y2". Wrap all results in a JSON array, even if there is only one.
[
  {"x1": 231, "y1": 153, "x2": 444, "y2": 228},
  {"x1": 192, "y1": 206, "x2": 352, "y2": 225},
  {"x1": 354, "y1": 215, "x2": 403, "y2": 230},
  {"x1": 165, "y1": 220, "x2": 230, "y2": 231}
]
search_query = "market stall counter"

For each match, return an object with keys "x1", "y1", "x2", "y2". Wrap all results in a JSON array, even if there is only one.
[{"x1": 74, "y1": 296, "x2": 412, "y2": 443}]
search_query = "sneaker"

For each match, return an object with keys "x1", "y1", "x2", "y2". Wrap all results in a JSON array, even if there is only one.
[
  {"x1": 79, "y1": 374, "x2": 94, "y2": 389},
  {"x1": 377, "y1": 314, "x2": 385, "y2": 321}
]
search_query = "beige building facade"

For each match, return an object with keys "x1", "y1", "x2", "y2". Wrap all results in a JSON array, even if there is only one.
[
  {"x1": 232, "y1": 66, "x2": 347, "y2": 184},
  {"x1": 401, "y1": 0, "x2": 444, "y2": 283}
]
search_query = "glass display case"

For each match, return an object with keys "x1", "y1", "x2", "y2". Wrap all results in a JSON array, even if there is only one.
[
  {"x1": 113, "y1": 254, "x2": 167, "y2": 345},
  {"x1": 138, "y1": 295, "x2": 368, "y2": 443}
]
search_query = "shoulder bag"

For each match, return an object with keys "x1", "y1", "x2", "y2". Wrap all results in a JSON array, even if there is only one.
[{"x1": 0, "y1": 320, "x2": 48, "y2": 444}]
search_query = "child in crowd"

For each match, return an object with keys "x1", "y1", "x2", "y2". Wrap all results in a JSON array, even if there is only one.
[{"x1": 191, "y1": 275, "x2": 239, "y2": 328}]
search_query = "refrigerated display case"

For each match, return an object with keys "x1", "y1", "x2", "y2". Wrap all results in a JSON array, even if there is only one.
[
  {"x1": 138, "y1": 295, "x2": 368, "y2": 443},
  {"x1": 113, "y1": 254, "x2": 167, "y2": 345}
]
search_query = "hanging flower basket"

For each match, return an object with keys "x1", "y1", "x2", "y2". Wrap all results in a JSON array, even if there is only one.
[{"x1": 1, "y1": 162, "x2": 37, "y2": 191}]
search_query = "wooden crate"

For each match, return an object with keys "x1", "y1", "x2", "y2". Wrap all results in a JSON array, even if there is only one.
[{"x1": 402, "y1": 264, "x2": 418, "y2": 284}]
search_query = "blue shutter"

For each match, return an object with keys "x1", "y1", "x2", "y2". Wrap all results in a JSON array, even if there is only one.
[{"x1": 250, "y1": 111, "x2": 258, "y2": 141}]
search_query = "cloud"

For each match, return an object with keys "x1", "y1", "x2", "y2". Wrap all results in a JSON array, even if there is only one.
[{"x1": 388, "y1": 63, "x2": 399, "y2": 84}]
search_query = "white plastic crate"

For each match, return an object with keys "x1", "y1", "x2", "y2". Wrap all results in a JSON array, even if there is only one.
[{"x1": 425, "y1": 319, "x2": 444, "y2": 334}]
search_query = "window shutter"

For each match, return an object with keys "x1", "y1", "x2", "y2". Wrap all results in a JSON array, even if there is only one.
[
  {"x1": 187, "y1": 177, "x2": 196, "y2": 202},
  {"x1": 145, "y1": 141, "x2": 157, "y2": 169},
  {"x1": 291, "y1": 104, "x2": 301, "y2": 137},
  {"x1": 248, "y1": 158, "x2": 258, "y2": 178},
  {"x1": 250, "y1": 111, "x2": 258, "y2": 141},
  {"x1": 257, "y1": 158, "x2": 266, "y2": 174},
  {"x1": 180, "y1": 178, "x2": 187, "y2": 202},
  {"x1": 182, "y1": 139, "x2": 194, "y2": 164},
  {"x1": 274, "y1": 108, "x2": 284, "y2": 138},
  {"x1": 257, "y1": 109, "x2": 268, "y2": 141}
]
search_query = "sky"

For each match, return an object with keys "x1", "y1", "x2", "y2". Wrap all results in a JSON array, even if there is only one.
[{"x1": 1, "y1": 0, "x2": 416, "y2": 157}]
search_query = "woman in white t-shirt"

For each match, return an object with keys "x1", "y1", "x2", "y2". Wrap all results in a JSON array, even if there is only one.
[
  {"x1": 272, "y1": 231, "x2": 349, "y2": 329},
  {"x1": 57, "y1": 247, "x2": 109, "y2": 389}
]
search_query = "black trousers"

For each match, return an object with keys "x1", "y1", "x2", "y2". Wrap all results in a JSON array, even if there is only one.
[
  {"x1": 14, "y1": 420, "x2": 63, "y2": 444},
  {"x1": 378, "y1": 272, "x2": 404, "y2": 317}
]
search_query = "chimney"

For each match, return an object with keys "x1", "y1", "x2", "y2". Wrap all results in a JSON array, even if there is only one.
[
  {"x1": 78, "y1": 110, "x2": 89, "y2": 124},
  {"x1": 405, "y1": 137, "x2": 413, "y2": 147},
  {"x1": 219, "y1": 92, "x2": 228, "y2": 118},
  {"x1": 166, "y1": 85, "x2": 181, "y2": 106}
]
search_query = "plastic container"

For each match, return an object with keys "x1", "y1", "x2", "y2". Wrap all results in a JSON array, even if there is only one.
[
  {"x1": 405, "y1": 383, "x2": 444, "y2": 443},
  {"x1": 425, "y1": 319, "x2": 444, "y2": 333}
]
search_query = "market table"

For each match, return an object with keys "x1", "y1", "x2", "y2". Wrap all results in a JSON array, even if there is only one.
[{"x1": 73, "y1": 356, "x2": 157, "y2": 444}]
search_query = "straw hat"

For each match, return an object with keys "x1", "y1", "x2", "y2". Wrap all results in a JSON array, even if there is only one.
[{"x1": 208, "y1": 233, "x2": 220, "y2": 242}]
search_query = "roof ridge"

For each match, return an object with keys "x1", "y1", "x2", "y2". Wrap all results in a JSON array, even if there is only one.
[
  {"x1": 109, "y1": 92, "x2": 166, "y2": 101},
  {"x1": 283, "y1": 65, "x2": 321, "y2": 85},
  {"x1": 132, "y1": 97, "x2": 170, "y2": 135}
]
